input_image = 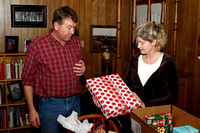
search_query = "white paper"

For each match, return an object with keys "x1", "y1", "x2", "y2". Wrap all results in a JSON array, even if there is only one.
[{"x1": 57, "y1": 111, "x2": 93, "y2": 133}]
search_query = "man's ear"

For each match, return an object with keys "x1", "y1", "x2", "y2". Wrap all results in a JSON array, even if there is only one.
[{"x1": 54, "y1": 22, "x2": 59, "y2": 31}]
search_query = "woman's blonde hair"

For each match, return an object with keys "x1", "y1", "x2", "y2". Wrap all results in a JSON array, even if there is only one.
[{"x1": 134, "y1": 21, "x2": 167, "y2": 51}]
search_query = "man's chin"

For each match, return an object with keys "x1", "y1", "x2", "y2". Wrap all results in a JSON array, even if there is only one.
[
  {"x1": 65, "y1": 37, "x2": 72, "y2": 41},
  {"x1": 64, "y1": 39, "x2": 71, "y2": 42}
]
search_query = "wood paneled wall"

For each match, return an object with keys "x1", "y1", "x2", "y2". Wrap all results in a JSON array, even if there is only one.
[
  {"x1": 0, "y1": 0, "x2": 131, "y2": 79},
  {"x1": 165, "y1": 0, "x2": 200, "y2": 118},
  {"x1": 176, "y1": 0, "x2": 200, "y2": 118}
]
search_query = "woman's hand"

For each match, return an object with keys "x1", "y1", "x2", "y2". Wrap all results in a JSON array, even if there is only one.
[
  {"x1": 132, "y1": 92, "x2": 145, "y2": 108},
  {"x1": 92, "y1": 97, "x2": 100, "y2": 108}
]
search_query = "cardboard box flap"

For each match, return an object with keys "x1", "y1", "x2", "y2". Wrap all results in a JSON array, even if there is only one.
[
  {"x1": 132, "y1": 105, "x2": 171, "y2": 120},
  {"x1": 172, "y1": 106, "x2": 200, "y2": 129}
]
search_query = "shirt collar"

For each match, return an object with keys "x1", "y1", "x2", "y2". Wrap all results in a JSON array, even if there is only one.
[{"x1": 48, "y1": 28, "x2": 72, "y2": 46}]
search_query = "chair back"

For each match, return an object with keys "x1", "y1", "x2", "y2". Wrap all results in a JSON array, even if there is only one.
[{"x1": 78, "y1": 114, "x2": 119, "y2": 133}]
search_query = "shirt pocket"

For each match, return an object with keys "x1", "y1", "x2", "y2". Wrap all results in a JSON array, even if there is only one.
[{"x1": 41, "y1": 56, "x2": 66, "y2": 75}]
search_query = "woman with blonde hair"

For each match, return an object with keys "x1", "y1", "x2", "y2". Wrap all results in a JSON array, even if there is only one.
[{"x1": 119, "y1": 21, "x2": 179, "y2": 133}]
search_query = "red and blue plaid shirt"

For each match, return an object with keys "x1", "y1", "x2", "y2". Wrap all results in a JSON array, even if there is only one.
[{"x1": 21, "y1": 29, "x2": 83, "y2": 98}]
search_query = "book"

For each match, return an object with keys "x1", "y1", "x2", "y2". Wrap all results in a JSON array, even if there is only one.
[
  {"x1": 0, "y1": 86, "x2": 1, "y2": 104},
  {"x1": 19, "y1": 59, "x2": 23, "y2": 79},
  {"x1": 0, "y1": 84, "x2": 5, "y2": 104},
  {"x1": 16, "y1": 107, "x2": 23, "y2": 126},
  {"x1": 0, "y1": 109, "x2": 2, "y2": 129},
  {"x1": 6, "y1": 63, "x2": 11, "y2": 79},
  {"x1": 14, "y1": 62, "x2": 18, "y2": 79},
  {"x1": 3, "y1": 109, "x2": 7, "y2": 128},
  {"x1": 8, "y1": 107, "x2": 14, "y2": 127},
  {"x1": 13, "y1": 108, "x2": 19, "y2": 127},
  {"x1": 1, "y1": 109, "x2": 3, "y2": 129},
  {"x1": 10, "y1": 63, "x2": 14, "y2": 79},
  {"x1": 0, "y1": 63, "x2": 3, "y2": 80}
]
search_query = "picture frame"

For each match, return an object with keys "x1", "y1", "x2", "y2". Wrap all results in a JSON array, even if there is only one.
[
  {"x1": 11, "y1": 5, "x2": 47, "y2": 27},
  {"x1": 90, "y1": 25, "x2": 117, "y2": 53},
  {"x1": 25, "y1": 114, "x2": 30, "y2": 125},
  {"x1": 24, "y1": 39, "x2": 33, "y2": 52},
  {"x1": 7, "y1": 81, "x2": 23, "y2": 102},
  {"x1": 5, "y1": 36, "x2": 19, "y2": 53}
]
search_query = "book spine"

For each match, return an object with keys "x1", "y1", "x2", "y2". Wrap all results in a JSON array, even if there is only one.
[
  {"x1": 0, "y1": 109, "x2": 2, "y2": 129},
  {"x1": 13, "y1": 109, "x2": 19, "y2": 127},
  {"x1": 6, "y1": 63, "x2": 11, "y2": 79},
  {"x1": 0, "y1": 84, "x2": 5, "y2": 104},
  {"x1": 0, "y1": 63, "x2": 3, "y2": 80},
  {"x1": 16, "y1": 107, "x2": 23, "y2": 127},
  {"x1": 10, "y1": 63, "x2": 14, "y2": 79},
  {"x1": 14, "y1": 62, "x2": 18, "y2": 79},
  {"x1": 3, "y1": 109, "x2": 6, "y2": 128},
  {"x1": 8, "y1": 108, "x2": 14, "y2": 128},
  {"x1": 19, "y1": 59, "x2": 23, "y2": 79},
  {"x1": 0, "y1": 86, "x2": 1, "y2": 104}
]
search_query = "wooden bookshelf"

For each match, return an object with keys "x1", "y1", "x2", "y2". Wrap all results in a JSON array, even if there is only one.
[{"x1": 0, "y1": 52, "x2": 39, "y2": 133}]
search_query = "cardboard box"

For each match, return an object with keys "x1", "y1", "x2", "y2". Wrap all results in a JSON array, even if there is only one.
[{"x1": 130, "y1": 105, "x2": 200, "y2": 133}]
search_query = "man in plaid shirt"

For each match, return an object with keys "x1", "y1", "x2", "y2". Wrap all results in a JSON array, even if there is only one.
[{"x1": 21, "y1": 6, "x2": 85, "y2": 133}]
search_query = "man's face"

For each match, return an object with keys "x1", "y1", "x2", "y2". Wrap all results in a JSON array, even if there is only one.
[{"x1": 55, "y1": 18, "x2": 76, "y2": 42}]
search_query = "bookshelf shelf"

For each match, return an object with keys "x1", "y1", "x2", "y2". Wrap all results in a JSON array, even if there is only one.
[
  {"x1": 0, "y1": 53, "x2": 38, "y2": 133},
  {"x1": 0, "y1": 52, "x2": 27, "y2": 56},
  {"x1": 9, "y1": 125, "x2": 31, "y2": 130},
  {"x1": 0, "y1": 79, "x2": 22, "y2": 82},
  {"x1": 0, "y1": 129, "x2": 8, "y2": 132}
]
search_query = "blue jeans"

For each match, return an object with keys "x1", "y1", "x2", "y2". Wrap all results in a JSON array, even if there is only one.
[{"x1": 38, "y1": 95, "x2": 80, "y2": 133}]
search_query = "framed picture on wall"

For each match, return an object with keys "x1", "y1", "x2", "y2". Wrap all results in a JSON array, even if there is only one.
[
  {"x1": 24, "y1": 39, "x2": 33, "y2": 52},
  {"x1": 5, "y1": 36, "x2": 19, "y2": 53},
  {"x1": 90, "y1": 25, "x2": 117, "y2": 53},
  {"x1": 11, "y1": 5, "x2": 47, "y2": 27}
]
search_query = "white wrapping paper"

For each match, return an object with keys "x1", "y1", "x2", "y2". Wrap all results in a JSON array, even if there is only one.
[{"x1": 57, "y1": 111, "x2": 93, "y2": 133}]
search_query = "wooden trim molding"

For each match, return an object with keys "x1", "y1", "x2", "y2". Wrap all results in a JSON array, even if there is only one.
[{"x1": 116, "y1": 0, "x2": 122, "y2": 75}]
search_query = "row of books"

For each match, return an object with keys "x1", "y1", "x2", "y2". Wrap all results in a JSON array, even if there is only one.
[
  {"x1": 8, "y1": 107, "x2": 27, "y2": 128},
  {"x1": 6, "y1": 59, "x2": 24, "y2": 79},
  {"x1": 0, "y1": 108, "x2": 7, "y2": 129}
]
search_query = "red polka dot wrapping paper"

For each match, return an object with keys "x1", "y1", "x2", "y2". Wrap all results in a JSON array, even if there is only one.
[{"x1": 86, "y1": 73, "x2": 141, "y2": 119}]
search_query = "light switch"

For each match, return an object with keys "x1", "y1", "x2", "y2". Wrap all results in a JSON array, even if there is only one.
[{"x1": 81, "y1": 41, "x2": 84, "y2": 47}]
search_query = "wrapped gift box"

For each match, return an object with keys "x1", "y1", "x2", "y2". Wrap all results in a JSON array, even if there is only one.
[
  {"x1": 86, "y1": 73, "x2": 141, "y2": 119},
  {"x1": 145, "y1": 113, "x2": 174, "y2": 133},
  {"x1": 173, "y1": 125, "x2": 199, "y2": 133}
]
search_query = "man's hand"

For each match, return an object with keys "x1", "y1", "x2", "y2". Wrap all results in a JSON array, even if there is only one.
[
  {"x1": 29, "y1": 109, "x2": 40, "y2": 128},
  {"x1": 73, "y1": 60, "x2": 85, "y2": 76}
]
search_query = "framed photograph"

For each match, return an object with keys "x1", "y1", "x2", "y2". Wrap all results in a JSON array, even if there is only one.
[
  {"x1": 90, "y1": 25, "x2": 117, "y2": 53},
  {"x1": 25, "y1": 114, "x2": 30, "y2": 125},
  {"x1": 11, "y1": 5, "x2": 47, "y2": 27},
  {"x1": 7, "y1": 82, "x2": 23, "y2": 102},
  {"x1": 24, "y1": 39, "x2": 33, "y2": 52},
  {"x1": 5, "y1": 36, "x2": 19, "y2": 53}
]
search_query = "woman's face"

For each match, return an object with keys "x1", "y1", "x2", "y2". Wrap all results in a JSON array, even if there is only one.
[{"x1": 136, "y1": 36, "x2": 156, "y2": 55}]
